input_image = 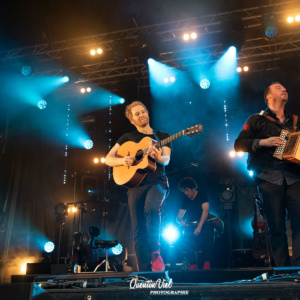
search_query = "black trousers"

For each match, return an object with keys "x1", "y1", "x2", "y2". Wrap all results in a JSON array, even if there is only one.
[
  {"x1": 127, "y1": 182, "x2": 167, "y2": 271},
  {"x1": 257, "y1": 179, "x2": 300, "y2": 266},
  {"x1": 180, "y1": 222, "x2": 215, "y2": 265}
]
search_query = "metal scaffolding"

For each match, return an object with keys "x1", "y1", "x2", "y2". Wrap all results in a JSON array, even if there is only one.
[{"x1": 0, "y1": 0, "x2": 299, "y2": 88}]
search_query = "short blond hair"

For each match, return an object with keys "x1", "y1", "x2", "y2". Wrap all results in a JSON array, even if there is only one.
[{"x1": 125, "y1": 101, "x2": 149, "y2": 121}]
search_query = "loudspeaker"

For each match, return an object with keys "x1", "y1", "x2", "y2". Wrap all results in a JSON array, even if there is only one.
[{"x1": 0, "y1": 283, "x2": 55, "y2": 300}]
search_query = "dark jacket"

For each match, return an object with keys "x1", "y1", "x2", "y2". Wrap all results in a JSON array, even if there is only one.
[{"x1": 234, "y1": 108, "x2": 300, "y2": 185}]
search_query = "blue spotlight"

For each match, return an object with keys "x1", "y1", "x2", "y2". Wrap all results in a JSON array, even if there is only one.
[
  {"x1": 200, "y1": 78, "x2": 210, "y2": 89},
  {"x1": 162, "y1": 224, "x2": 180, "y2": 244},
  {"x1": 265, "y1": 26, "x2": 277, "y2": 39},
  {"x1": 84, "y1": 139, "x2": 94, "y2": 149},
  {"x1": 120, "y1": 98, "x2": 125, "y2": 104},
  {"x1": 44, "y1": 241, "x2": 55, "y2": 253},
  {"x1": 62, "y1": 76, "x2": 70, "y2": 83},
  {"x1": 21, "y1": 65, "x2": 32, "y2": 76},
  {"x1": 112, "y1": 243, "x2": 123, "y2": 255},
  {"x1": 148, "y1": 58, "x2": 155, "y2": 66},
  {"x1": 249, "y1": 170, "x2": 254, "y2": 177},
  {"x1": 213, "y1": 46, "x2": 238, "y2": 81},
  {"x1": 38, "y1": 100, "x2": 47, "y2": 110}
]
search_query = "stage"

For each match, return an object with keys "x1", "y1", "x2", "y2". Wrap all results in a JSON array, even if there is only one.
[{"x1": 5, "y1": 266, "x2": 300, "y2": 299}]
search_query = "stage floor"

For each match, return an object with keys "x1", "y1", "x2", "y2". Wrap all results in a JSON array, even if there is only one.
[{"x1": 8, "y1": 266, "x2": 300, "y2": 299}]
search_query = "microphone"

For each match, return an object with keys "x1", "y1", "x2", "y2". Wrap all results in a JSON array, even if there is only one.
[{"x1": 191, "y1": 162, "x2": 198, "y2": 167}]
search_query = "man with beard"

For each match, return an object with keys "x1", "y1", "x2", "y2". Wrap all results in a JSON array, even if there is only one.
[
  {"x1": 234, "y1": 82, "x2": 300, "y2": 266},
  {"x1": 105, "y1": 101, "x2": 171, "y2": 271}
]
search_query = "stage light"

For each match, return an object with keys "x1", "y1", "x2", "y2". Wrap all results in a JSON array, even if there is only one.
[
  {"x1": 72, "y1": 206, "x2": 77, "y2": 213},
  {"x1": 148, "y1": 58, "x2": 155, "y2": 65},
  {"x1": 21, "y1": 65, "x2": 32, "y2": 76},
  {"x1": 94, "y1": 158, "x2": 99, "y2": 164},
  {"x1": 21, "y1": 263, "x2": 27, "y2": 274},
  {"x1": 44, "y1": 241, "x2": 55, "y2": 253},
  {"x1": 112, "y1": 243, "x2": 123, "y2": 255},
  {"x1": 243, "y1": 66, "x2": 249, "y2": 72},
  {"x1": 190, "y1": 32, "x2": 197, "y2": 39},
  {"x1": 80, "y1": 88, "x2": 86, "y2": 93},
  {"x1": 263, "y1": 15, "x2": 277, "y2": 39},
  {"x1": 249, "y1": 170, "x2": 254, "y2": 177},
  {"x1": 100, "y1": 157, "x2": 106, "y2": 163},
  {"x1": 170, "y1": 76, "x2": 176, "y2": 83},
  {"x1": 120, "y1": 98, "x2": 125, "y2": 104},
  {"x1": 229, "y1": 151, "x2": 236, "y2": 158},
  {"x1": 162, "y1": 224, "x2": 180, "y2": 244},
  {"x1": 84, "y1": 139, "x2": 93, "y2": 149},
  {"x1": 237, "y1": 67, "x2": 242, "y2": 72},
  {"x1": 221, "y1": 187, "x2": 234, "y2": 202},
  {"x1": 97, "y1": 48, "x2": 103, "y2": 54},
  {"x1": 183, "y1": 33, "x2": 190, "y2": 41},
  {"x1": 200, "y1": 78, "x2": 210, "y2": 89},
  {"x1": 237, "y1": 152, "x2": 244, "y2": 157},
  {"x1": 62, "y1": 76, "x2": 69, "y2": 83},
  {"x1": 265, "y1": 25, "x2": 277, "y2": 38},
  {"x1": 164, "y1": 77, "x2": 169, "y2": 83},
  {"x1": 90, "y1": 49, "x2": 96, "y2": 55},
  {"x1": 287, "y1": 16, "x2": 294, "y2": 23},
  {"x1": 38, "y1": 100, "x2": 47, "y2": 110},
  {"x1": 86, "y1": 87, "x2": 92, "y2": 93},
  {"x1": 296, "y1": 15, "x2": 300, "y2": 21}
]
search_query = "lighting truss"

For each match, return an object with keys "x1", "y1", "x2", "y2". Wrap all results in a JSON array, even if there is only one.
[{"x1": 0, "y1": 0, "x2": 299, "y2": 89}]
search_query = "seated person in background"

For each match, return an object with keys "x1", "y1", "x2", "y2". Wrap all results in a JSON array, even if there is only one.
[{"x1": 177, "y1": 177, "x2": 215, "y2": 270}]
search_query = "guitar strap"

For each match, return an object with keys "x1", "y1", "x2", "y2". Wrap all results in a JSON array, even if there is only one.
[{"x1": 259, "y1": 110, "x2": 298, "y2": 132}]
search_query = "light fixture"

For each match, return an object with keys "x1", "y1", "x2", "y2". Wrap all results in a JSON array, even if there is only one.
[
  {"x1": 44, "y1": 241, "x2": 55, "y2": 253},
  {"x1": 84, "y1": 139, "x2": 93, "y2": 149},
  {"x1": 21, "y1": 65, "x2": 32, "y2": 76},
  {"x1": 200, "y1": 78, "x2": 210, "y2": 89},
  {"x1": 38, "y1": 100, "x2": 47, "y2": 110}
]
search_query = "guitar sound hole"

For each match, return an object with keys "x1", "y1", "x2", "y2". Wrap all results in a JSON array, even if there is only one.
[{"x1": 135, "y1": 150, "x2": 144, "y2": 161}]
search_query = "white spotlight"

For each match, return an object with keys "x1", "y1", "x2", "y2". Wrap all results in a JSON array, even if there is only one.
[
  {"x1": 237, "y1": 67, "x2": 242, "y2": 73},
  {"x1": 90, "y1": 49, "x2": 96, "y2": 55},
  {"x1": 243, "y1": 66, "x2": 249, "y2": 72},
  {"x1": 80, "y1": 88, "x2": 86, "y2": 93},
  {"x1": 86, "y1": 87, "x2": 92, "y2": 93},
  {"x1": 190, "y1": 32, "x2": 197, "y2": 39},
  {"x1": 229, "y1": 151, "x2": 236, "y2": 158},
  {"x1": 164, "y1": 77, "x2": 169, "y2": 83},
  {"x1": 183, "y1": 33, "x2": 190, "y2": 41},
  {"x1": 170, "y1": 76, "x2": 176, "y2": 82}
]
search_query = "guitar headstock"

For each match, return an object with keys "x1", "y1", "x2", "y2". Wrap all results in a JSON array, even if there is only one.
[{"x1": 184, "y1": 124, "x2": 203, "y2": 137}]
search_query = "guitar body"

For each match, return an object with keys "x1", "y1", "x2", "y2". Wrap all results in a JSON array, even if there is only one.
[
  {"x1": 113, "y1": 137, "x2": 157, "y2": 188},
  {"x1": 112, "y1": 124, "x2": 203, "y2": 188}
]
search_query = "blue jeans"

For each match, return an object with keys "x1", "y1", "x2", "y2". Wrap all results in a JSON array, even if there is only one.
[
  {"x1": 257, "y1": 178, "x2": 300, "y2": 266},
  {"x1": 127, "y1": 182, "x2": 167, "y2": 271}
]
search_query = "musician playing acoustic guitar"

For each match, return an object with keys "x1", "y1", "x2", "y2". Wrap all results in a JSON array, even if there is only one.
[
  {"x1": 234, "y1": 82, "x2": 300, "y2": 267},
  {"x1": 105, "y1": 101, "x2": 171, "y2": 272}
]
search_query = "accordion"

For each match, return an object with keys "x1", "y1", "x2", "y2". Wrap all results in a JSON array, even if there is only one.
[{"x1": 273, "y1": 129, "x2": 300, "y2": 163}]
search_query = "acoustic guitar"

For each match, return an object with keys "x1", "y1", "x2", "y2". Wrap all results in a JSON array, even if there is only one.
[{"x1": 113, "y1": 124, "x2": 203, "y2": 188}]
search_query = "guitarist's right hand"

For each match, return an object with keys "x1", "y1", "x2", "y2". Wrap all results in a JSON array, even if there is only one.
[{"x1": 124, "y1": 156, "x2": 136, "y2": 166}]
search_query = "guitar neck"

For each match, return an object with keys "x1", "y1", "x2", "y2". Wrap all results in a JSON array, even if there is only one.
[{"x1": 157, "y1": 130, "x2": 185, "y2": 148}]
